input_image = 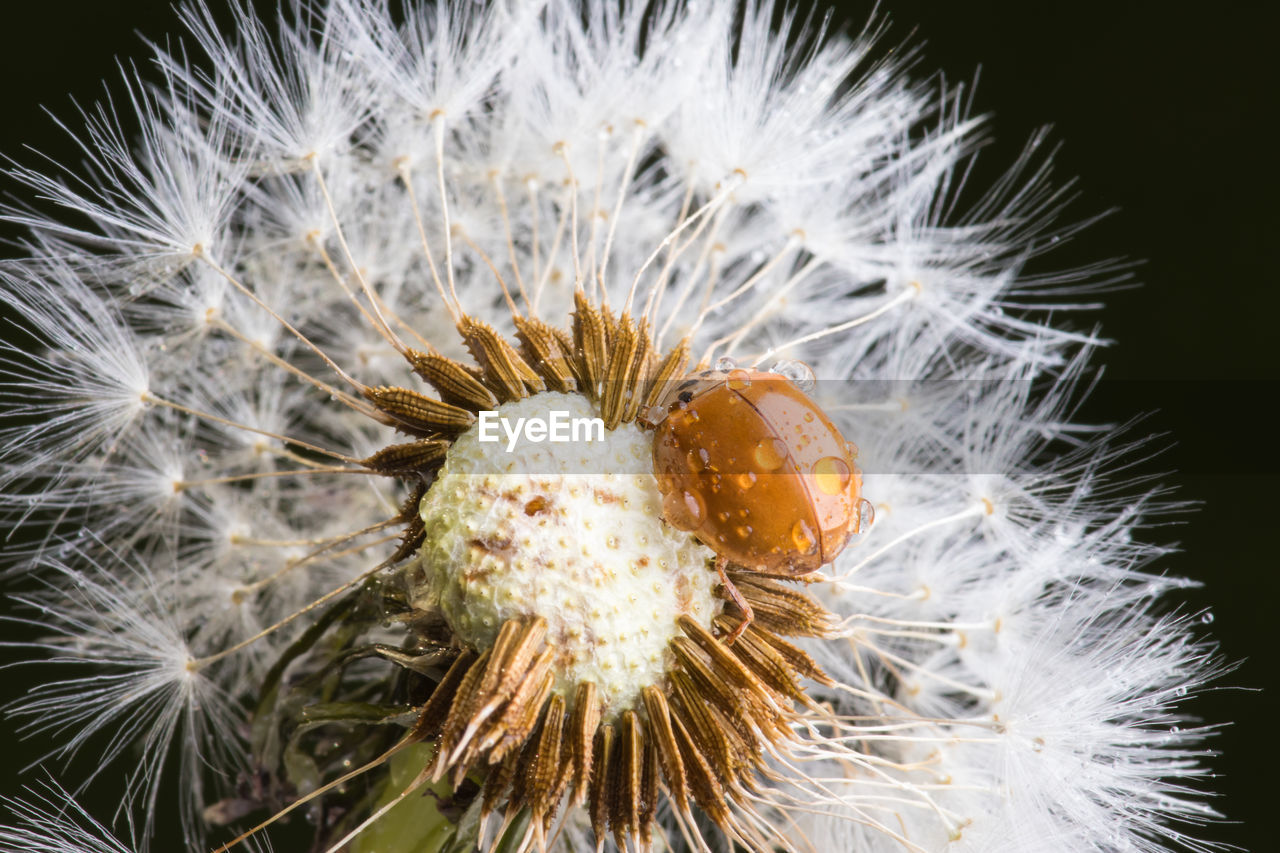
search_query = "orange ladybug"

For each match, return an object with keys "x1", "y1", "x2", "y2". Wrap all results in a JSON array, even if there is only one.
[{"x1": 650, "y1": 361, "x2": 867, "y2": 641}]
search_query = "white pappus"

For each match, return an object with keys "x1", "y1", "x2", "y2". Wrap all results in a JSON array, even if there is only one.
[{"x1": 0, "y1": 1, "x2": 1224, "y2": 852}]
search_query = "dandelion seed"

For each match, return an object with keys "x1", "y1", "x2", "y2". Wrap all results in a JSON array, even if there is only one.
[
  {"x1": 1, "y1": 1, "x2": 1224, "y2": 852},
  {"x1": 1, "y1": 781, "x2": 138, "y2": 853}
]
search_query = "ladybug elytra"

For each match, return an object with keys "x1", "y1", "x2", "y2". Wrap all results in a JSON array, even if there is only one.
[{"x1": 649, "y1": 363, "x2": 868, "y2": 641}]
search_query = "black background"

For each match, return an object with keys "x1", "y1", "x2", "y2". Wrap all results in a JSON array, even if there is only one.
[{"x1": 0, "y1": 2, "x2": 1273, "y2": 851}]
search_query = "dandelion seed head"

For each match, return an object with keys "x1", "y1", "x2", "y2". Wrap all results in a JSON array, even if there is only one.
[
  {"x1": 412, "y1": 392, "x2": 720, "y2": 716},
  {"x1": 0, "y1": 0, "x2": 1227, "y2": 851}
]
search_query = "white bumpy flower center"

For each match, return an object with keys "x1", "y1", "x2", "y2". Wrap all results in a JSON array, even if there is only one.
[{"x1": 410, "y1": 392, "x2": 721, "y2": 716}]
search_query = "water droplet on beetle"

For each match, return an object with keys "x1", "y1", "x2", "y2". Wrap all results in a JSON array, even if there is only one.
[
  {"x1": 714, "y1": 355, "x2": 737, "y2": 372},
  {"x1": 771, "y1": 358, "x2": 815, "y2": 392},
  {"x1": 813, "y1": 456, "x2": 852, "y2": 495},
  {"x1": 791, "y1": 519, "x2": 817, "y2": 554},
  {"x1": 726, "y1": 368, "x2": 752, "y2": 390},
  {"x1": 663, "y1": 489, "x2": 705, "y2": 531},
  {"x1": 637, "y1": 404, "x2": 667, "y2": 427},
  {"x1": 856, "y1": 498, "x2": 875, "y2": 533},
  {"x1": 753, "y1": 438, "x2": 788, "y2": 471}
]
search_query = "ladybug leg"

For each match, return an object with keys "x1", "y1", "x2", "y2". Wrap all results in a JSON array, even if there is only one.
[{"x1": 715, "y1": 556, "x2": 754, "y2": 644}]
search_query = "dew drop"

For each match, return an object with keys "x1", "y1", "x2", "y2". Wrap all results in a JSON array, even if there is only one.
[
  {"x1": 1200, "y1": 611, "x2": 1214, "y2": 624},
  {"x1": 637, "y1": 404, "x2": 668, "y2": 428},
  {"x1": 813, "y1": 456, "x2": 852, "y2": 495},
  {"x1": 791, "y1": 519, "x2": 817, "y2": 554},
  {"x1": 753, "y1": 437, "x2": 788, "y2": 471},
  {"x1": 726, "y1": 368, "x2": 752, "y2": 390},
  {"x1": 735, "y1": 524, "x2": 753, "y2": 539},
  {"x1": 856, "y1": 498, "x2": 875, "y2": 532},
  {"x1": 663, "y1": 489, "x2": 706, "y2": 531},
  {"x1": 735, "y1": 471, "x2": 757, "y2": 490},
  {"x1": 714, "y1": 355, "x2": 737, "y2": 372},
  {"x1": 771, "y1": 358, "x2": 815, "y2": 392}
]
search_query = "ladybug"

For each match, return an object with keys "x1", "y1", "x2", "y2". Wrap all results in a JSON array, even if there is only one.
[{"x1": 650, "y1": 362, "x2": 868, "y2": 642}]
